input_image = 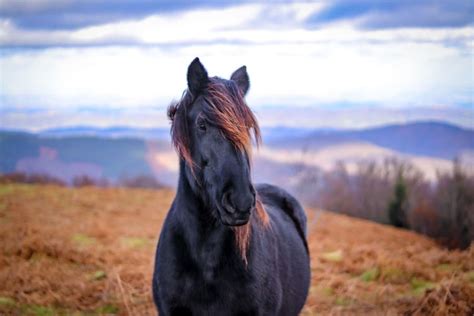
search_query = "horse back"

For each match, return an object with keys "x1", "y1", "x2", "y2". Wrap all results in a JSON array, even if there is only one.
[{"x1": 256, "y1": 183, "x2": 308, "y2": 253}]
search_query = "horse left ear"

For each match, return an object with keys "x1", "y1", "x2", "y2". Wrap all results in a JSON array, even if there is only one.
[
  {"x1": 231, "y1": 66, "x2": 250, "y2": 96},
  {"x1": 187, "y1": 57, "x2": 209, "y2": 96}
]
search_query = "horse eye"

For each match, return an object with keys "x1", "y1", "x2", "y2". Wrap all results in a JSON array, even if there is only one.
[{"x1": 197, "y1": 120, "x2": 207, "y2": 132}]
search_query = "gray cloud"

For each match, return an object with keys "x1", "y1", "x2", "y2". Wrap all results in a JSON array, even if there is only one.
[
  {"x1": 2, "y1": 1, "x2": 472, "y2": 49},
  {"x1": 0, "y1": 0, "x2": 254, "y2": 30}
]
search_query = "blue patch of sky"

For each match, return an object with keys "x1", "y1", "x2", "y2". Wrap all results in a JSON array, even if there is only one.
[{"x1": 306, "y1": 0, "x2": 473, "y2": 29}]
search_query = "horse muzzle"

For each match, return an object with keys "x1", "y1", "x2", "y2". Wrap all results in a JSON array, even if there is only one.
[{"x1": 218, "y1": 189, "x2": 255, "y2": 226}]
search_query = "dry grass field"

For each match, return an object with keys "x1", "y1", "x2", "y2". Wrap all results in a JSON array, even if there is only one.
[{"x1": 0, "y1": 184, "x2": 473, "y2": 315}]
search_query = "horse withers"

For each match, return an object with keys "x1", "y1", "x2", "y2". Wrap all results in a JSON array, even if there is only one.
[{"x1": 152, "y1": 58, "x2": 310, "y2": 315}]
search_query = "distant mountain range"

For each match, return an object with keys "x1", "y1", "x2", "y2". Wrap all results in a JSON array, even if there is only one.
[
  {"x1": 39, "y1": 125, "x2": 316, "y2": 141},
  {"x1": 41, "y1": 126, "x2": 171, "y2": 139},
  {"x1": 268, "y1": 121, "x2": 474, "y2": 160},
  {"x1": 0, "y1": 121, "x2": 472, "y2": 186},
  {"x1": 0, "y1": 131, "x2": 166, "y2": 183}
]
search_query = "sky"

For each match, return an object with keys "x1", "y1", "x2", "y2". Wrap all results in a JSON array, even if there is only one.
[{"x1": 0, "y1": 0, "x2": 473, "y2": 130}]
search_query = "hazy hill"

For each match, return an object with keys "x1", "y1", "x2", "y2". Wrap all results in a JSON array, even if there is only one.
[
  {"x1": 271, "y1": 121, "x2": 474, "y2": 160},
  {"x1": 1, "y1": 121, "x2": 472, "y2": 185},
  {"x1": 36, "y1": 121, "x2": 474, "y2": 160},
  {"x1": 0, "y1": 131, "x2": 158, "y2": 183},
  {"x1": 41, "y1": 126, "x2": 170, "y2": 139}
]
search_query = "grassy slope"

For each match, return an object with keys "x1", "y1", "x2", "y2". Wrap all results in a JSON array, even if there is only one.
[{"x1": 0, "y1": 184, "x2": 472, "y2": 315}]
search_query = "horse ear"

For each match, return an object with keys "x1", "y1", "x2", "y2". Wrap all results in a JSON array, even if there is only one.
[
  {"x1": 187, "y1": 57, "x2": 209, "y2": 96},
  {"x1": 230, "y1": 65, "x2": 250, "y2": 96}
]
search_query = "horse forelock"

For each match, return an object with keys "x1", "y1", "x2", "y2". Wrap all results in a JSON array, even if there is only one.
[
  {"x1": 204, "y1": 79, "x2": 261, "y2": 160},
  {"x1": 169, "y1": 78, "x2": 261, "y2": 170}
]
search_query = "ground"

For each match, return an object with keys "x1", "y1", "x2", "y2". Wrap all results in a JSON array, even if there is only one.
[{"x1": 0, "y1": 184, "x2": 473, "y2": 315}]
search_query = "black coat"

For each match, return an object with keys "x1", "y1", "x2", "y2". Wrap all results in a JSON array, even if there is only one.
[{"x1": 152, "y1": 180, "x2": 310, "y2": 316}]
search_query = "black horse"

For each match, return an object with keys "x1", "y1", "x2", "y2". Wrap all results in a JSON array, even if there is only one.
[{"x1": 152, "y1": 58, "x2": 310, "y2": 315}]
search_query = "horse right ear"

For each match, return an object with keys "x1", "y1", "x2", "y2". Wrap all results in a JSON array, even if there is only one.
[
  {"x1": 187, "y1": 57, "x2": 209, "y2": 96},
  {"x1": 230, "y1": 65, "x2": 250, "y2": 96}
]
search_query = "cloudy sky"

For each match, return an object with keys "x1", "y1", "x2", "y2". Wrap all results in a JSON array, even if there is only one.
[{"x1": 0, "y1": 0, "x2": 473, "y2": 130}]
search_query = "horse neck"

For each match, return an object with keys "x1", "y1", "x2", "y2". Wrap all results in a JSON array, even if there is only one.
[{"x1": 175, "y1": 160, "x2": 210, "y2": 223}]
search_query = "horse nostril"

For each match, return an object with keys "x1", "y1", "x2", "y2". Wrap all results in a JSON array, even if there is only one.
[
  {"x1": 222, "y1": 190, "x2": 235, "y2": 213},
  {"x1": 221, "y1": 186, "x2": 256, "y2": 215}
]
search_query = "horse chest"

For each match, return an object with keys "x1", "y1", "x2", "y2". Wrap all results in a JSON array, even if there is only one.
[
  {"x1": 168, "y1": 233, "x2": 256, "y2": 310},
  {"x1": 178, "y1": 267, "x2": 240, "y2": 304},
  {"x1": 174, "y1": 239, "x2": 244, "y2": 289}
]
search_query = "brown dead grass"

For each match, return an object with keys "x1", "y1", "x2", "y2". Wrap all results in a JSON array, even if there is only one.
[{"x1": 0, "y1": 184, "x2": 472, "y2": 315}]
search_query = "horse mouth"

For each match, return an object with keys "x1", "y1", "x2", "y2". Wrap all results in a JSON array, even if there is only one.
[
  {"x1": 221, "y1": 217, "x2": 250, "y2": 227},
  {"x1": 217, "y1": 203, "x2": 251, "y2": 226},
  {"x1": 224, "y1": 216, "x2": 249, "y2": 226}
]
